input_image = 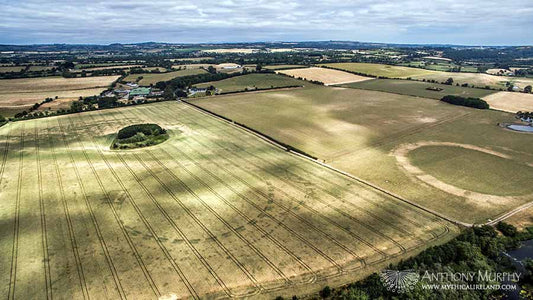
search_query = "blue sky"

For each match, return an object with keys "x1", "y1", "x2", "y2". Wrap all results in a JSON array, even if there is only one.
[{"x1": 1, "y1": 0, "x2": 532, "y2": 45}]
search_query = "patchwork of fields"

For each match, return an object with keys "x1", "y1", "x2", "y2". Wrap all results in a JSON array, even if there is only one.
[
  {"x1": 196, "y1": 73, "x2": 304, "y2": 93},
  {"x1": 276, "y1": 67, "x2": 372, "y2": 85},
  {"x1": 320, "y1": 63, "x2": 437, "y2": 78},
  {"x1": 339, "y1": 78, "x2": 496, "y2": 99},
  {"x1": 123, "y1": 69, "x2": 207, "y2": 86},
  {"x1": 0, "y1": 76, "x2": 120, "y2": 117},
  {"x1": 322, "y1": 63, "x2": 533, "y2": 90},
  {"x1": 194, "y1": 85, "x2": 533, "y2": 223},
  {"x1": 0, "y1": 102, "x2": 454, "y2": 299}
]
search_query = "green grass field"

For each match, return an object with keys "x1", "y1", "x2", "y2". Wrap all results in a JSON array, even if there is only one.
[
  {"x1": 0, "y1": 102, "x2": 453, "y2": 299},
  {"x1": 195, "y1": 73, "x2": 304, "y2": 93},
  {"x1": 123, "y1": 69, "x2": 207, "y2": 86},
  {"x1": 193, "y1": 85, "x2": 533, "y2": 223},
  {"x1": 409, "y1": 145, "x2": 533, "y2": 196},
  {"x1": 340, "y1": 79, "x2": 496, "y2": 99}
]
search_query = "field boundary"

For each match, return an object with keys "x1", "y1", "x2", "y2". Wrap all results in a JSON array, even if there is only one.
[{"x1": 182, "y1": 100, "x2": 532, "y2": 227}]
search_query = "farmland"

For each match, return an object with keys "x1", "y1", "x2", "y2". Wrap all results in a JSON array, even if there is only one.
[
  {"x1": 277, "y1": 67, "x2": 372, "y2": 85},
  {"x1": 322, "y1": 62, "x2": 533, "y2": 90},
  {"x1": 193, "y1": 85, "x2": 533, "y2": 224},
  {"x1": 0, "y1": 76, "x2": 120, "y2": 117},
  {"x1": 263, "y1": 65, "x2": 306, "y2": 70},
  {"x1": 195, "y1": 73, "x2": 304, "y2": 93},
  {"x1": 0, "y1": 66, "x2": 25, "y2": 73},
  {"x1": 339, "y1": 78, "x2": 496, "y2": 99},
  {"x1": 320, "y1": 63, "x2": 438, "y2": 78},
  {"x1": 0, "y1": 102, "x2": 454, "y2": 299},
  {"x1": 123, "y1": 69, "x2": 207, "y2": 86},
  {"x1": 411, "y1": 72, "x2": 533, "y2": 90},
  {"x1": 481, "y1": 91, "x2": 533, "y2": 113}
]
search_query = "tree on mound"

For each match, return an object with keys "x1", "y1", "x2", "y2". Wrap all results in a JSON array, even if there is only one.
[{"x1": 112, "y1": 123, "x2": 168, "y2": 149}]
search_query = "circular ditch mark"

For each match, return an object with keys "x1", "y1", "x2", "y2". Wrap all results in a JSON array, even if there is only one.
[{"x1": 392, "y1": 141, "x2": 533, "y2": 207}]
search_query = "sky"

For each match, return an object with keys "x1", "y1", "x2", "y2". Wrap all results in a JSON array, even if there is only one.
[{"x1": 1, "y1": 0, "x2": 532, "y2": 46}]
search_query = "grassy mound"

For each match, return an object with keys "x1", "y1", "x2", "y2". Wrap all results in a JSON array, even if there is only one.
[{"x1": 112, "y1": 123, "x2": 169, "y2": 149}]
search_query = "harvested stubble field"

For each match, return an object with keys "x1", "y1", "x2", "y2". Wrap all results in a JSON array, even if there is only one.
[
  {"x1": 0, "y1": 102, "x2": 454, "y2": 299},
  {"x1": 277, "y1": 67, "x2": 371, "y2": 85},
  {"x1": 123, "y1": 69, "x2": 207, "y2": 86},
  {"x1": 481, "y1": 91, "x2": 533, "y2": 113},
  {"x1": 0, "y1": 76, "x2": 120, "y2": 117},
  {"x1": 340, "y1": 78, "x2": 496, "y2": 99},
  {"x1": 196, "y1": 73, "x2": 304, "y2": 93},
  {"x1": 193, "y1": 86, "x2": 533, "y2": 224}
]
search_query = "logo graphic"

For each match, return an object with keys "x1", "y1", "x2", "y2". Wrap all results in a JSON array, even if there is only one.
[{"x1": 379, "y1": 269, "x2": 420, "y2": 293}]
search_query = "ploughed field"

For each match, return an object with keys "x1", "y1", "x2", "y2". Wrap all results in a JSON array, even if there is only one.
[
  {"x1": 0, "y1": 102, "x2": 453, "y2": 299},
  {"x1": 193, "y1": 85, "x2": 533, "y2": 224}
]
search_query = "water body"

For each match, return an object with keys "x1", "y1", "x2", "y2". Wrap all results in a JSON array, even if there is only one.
[
  {"x1": 507, "y1": 124, "x2": 533, "y2": 133},
  {"x1": 502, "y1": 240, "x2": 533, "y2": 300},
  {"x1": 507, "y1": 239, "x2": 533, "y2": 262}
]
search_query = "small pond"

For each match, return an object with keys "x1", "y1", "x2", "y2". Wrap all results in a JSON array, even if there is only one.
[{"x1": 507, "y1": 124, "x2": 533, "y2": 133}]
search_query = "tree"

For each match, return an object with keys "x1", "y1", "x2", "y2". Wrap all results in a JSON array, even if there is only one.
[
  {"x1": 0, "y1": 114, "x2": 5, "y2": 123},
  {"x1": 525, "y1": 85, "x2": 532, "y2": 93},
  {"x1": 445, "y1": 77, "x2": 454, "y2": 85},
  {"x1": 207, "y1": 66, "x2": 216, "y2": 74},
  {"x1": 496, "y1": 222, "x2": 517, "y2": 237},
  {"x1": 175, "y1": 90, "x2": 188, "y2": 98},
  {"x1": 69, "y1": 100, "x2": 84, "y2": 113},
  {"x1": 256, "y1": 64, "x2": 262, "y2": 71},
  {"x1": 163, "y1": 86, "x2": 174, "y2": 99},
  {"x1": 319, "y1": 286, "x2": 331, "y2": 298}
]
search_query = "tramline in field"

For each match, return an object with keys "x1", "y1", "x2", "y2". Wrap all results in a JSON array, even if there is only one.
[{"x1": 0, "y1": 102, "x2": 455, "y2": 299}]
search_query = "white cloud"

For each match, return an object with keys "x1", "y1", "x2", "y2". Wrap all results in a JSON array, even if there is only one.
[{"x1": 0, "y1": 0, "x2": 532, "y2": 44}]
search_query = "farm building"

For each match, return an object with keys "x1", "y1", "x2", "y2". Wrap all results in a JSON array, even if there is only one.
[
  {"x1": 188, "y1": 87, "x2": 208, "y2": 93},
  {"x1": 129, "y1": 87, "x2": 151, "y2": 100},
  {"x1": 129, "y1": 87, "x2": 151, "y2": 97}
]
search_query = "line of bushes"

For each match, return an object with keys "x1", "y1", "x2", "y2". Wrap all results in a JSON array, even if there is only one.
[
  {"x1": 440, "y1": 95, "x2": 490, "y2": 109},
  {"x1": 218, "y1": 85, "x2": 303, "y2": 95}
]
